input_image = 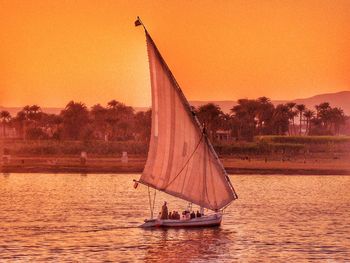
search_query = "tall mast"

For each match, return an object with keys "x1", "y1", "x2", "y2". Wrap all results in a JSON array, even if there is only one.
[{"x1": 135, "y1": 17, "x2": 238, "y2": 209}]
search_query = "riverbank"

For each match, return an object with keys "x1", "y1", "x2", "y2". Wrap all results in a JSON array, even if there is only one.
[{"x1": 1, "y1": 156, "x2": 349, "y2": 175}]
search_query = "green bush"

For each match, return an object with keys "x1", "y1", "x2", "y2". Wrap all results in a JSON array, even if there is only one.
[
  {"x1": 214, "y1": 141, "x2": 305, "y2": 155},
  {"x1": 269, "y1": 143, "x2": 305, "y2": 153},
  {"x1": 26, "y1": 128, "x2": 48, "y2": 140},
  {"x1": 214, "y1": 143, "x2": 259, "y2": 155},
  {"x1": 2, "y1": 136, "x2": 349, "y2": 157}
]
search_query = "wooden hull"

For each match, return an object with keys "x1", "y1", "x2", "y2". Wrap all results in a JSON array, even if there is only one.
[{"x1": 140, "y1": 213, "x2": 222, "y2": 228}]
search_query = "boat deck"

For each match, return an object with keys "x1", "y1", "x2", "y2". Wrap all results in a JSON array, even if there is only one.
[{"x1": 140, "y1": 213, "x2": 222, "y2": 228}]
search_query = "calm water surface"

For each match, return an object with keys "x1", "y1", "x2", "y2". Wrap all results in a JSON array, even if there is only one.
[{"x1": 0, "y1": 174, "x2": 349, "y2": 262}]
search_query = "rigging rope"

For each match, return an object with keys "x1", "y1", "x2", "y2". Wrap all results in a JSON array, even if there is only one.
[
  {"x1": 162, "y1": 133, "x2": 204, "y2": 189},
  {"x1": 152, "y1": 188, "x2": 157, "y2": 216},
  {"x1": 147, "y1": 186, "x2": 153, "y2": 219},
  {"x1": 204, "y1": 137, "x2": 215, "y2": 210},
  {"x1": 147, "y1": 186, "x2": 157, "y2": 219}
]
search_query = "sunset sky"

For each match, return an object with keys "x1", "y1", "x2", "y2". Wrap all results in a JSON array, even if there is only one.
[{"x1": 1, "y1": 0, "x2": 350, "y2": 108}]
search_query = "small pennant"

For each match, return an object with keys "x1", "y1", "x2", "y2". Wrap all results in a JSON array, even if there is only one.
[{"x1": 135, "y1": 18, "x2": 142, "y2": 27}]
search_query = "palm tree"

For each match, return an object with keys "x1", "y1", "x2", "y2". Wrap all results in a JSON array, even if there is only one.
[
  {"x1": 221, "y1": 113, "x2": 233, "y2": 131},
  {"x1": 315, "y1": 102, "x2": 332, "y2": 130},
  {"x1": 134, "y1": 109, "x2": 151, "y2": 142},
  {"x1": 256, "y1": 97, "x2": 274, "y2": 135},
  {"x1": 303, "y1": 109, "x2": 315, "y2": 135},
  {"x1": 330, "y1": 107, "x2": 346, "y2": 135},
  {"x1": 315, "y1": 102, "x2": 331, "y2": 116},
  {"x1": 106, "y1": 100, "x2": 135, "y2": 140},
  {"x1": 272, "y1": 104, "x2": 290, "y2": 135},
  {"x1": 29, "y1": 105, "x2": 41, "y2": 114},
  {"x1": 231, "y1": 99, "x2": 259, "y2": 141},
  {"x1": 196, "y1": 103, "x2": 224, "y2": 142},
  {"x1": 286, "y1": 102, "x2": 297, "y2": 135},
  {"x1": 60, "y1": 101, "x2": 89, "y2": 140},
  {"x1": 13, "y1": 111, "x2": 27, "y2": 139},
  {"x1": 23, "y1": 105, "x2": 31, "y2": 117},
  {"x1": 91, "y1": 104, "x2": 108, "y2": 140},
  {"x1": 116, "y1": 105, "x2": 134, "y2": 140},
  {"x1": 41, "y1": 113, "x2": 63, "y2": 139},
  {"x1": 0, "y1": 111, "x2": 11, "y2": 137},
  {"x1": 296, "y1": 104, "x2": 306, "y2": 135},
  {"x1": 29, "y1": 105, "x2": 42, "y2": 127},
  {"x1": 107, "y1": 100, "x2": 122, "y2": 110}
]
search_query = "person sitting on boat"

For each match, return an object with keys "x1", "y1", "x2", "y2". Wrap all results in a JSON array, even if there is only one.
[
  {"x1": 168, "y1": 211, "x2": 172, "y2": 219},
  {"x1": 173, "y1": 211, "x2": 177, "y2": 220},
  {"x1": 196, "y1": 210, "x2": 201, "y2": 218},
  {"x1": 190, "y1": 211, "x2": 196, "y2": 219},
  {"x1": 182, "y1": 210, "x2": 189, "y2": 219},
  {"x1": 161, "y1": 201, "x2": 168, "y2": 219},
  {"x1": 175, "y1": 211, "x2": 181, "y2": 220}
]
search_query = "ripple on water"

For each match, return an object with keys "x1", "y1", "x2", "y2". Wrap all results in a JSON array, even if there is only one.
[{"x1": 0, "y1": 174, "x2": 349, "y2": 262}]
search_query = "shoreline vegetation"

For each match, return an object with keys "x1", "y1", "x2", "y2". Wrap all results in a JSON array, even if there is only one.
[
  {"x1": 1, "y1": 99, "x2": 349, "y2": 175},
  {"x1": 1, "y1": 136, "x2": 349, "y2": 175},
  {"x1": 1, "y1": 156, "x2": 349, "y2": 175},
  {"x1": 1, "y1": 157, "x2": 349, "y2": 175}
]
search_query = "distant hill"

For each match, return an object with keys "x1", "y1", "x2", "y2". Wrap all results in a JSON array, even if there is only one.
[
  {"x1": 277, "y1": 91, "x2": 350, "y2": 115},
  {"x1": 1, "y1": 90, "x2": 349, "y2": 116},
  {"x1": 190, "y1": 90, "x2": 350, "y2": 115}
]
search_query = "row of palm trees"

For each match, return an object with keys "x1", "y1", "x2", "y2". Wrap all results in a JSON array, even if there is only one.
[
  {"x1": 0, "y1": 110, "x2": 11, "y2": 137},
  {"x1": 284, "y1": 101, "x2": 347, "y2": 136},
  {"x1": 0, "y1": 98, "x2": 347, "y2": 142},
  {"x1": 0, "y1": 101, "x2": 151, "y2": 141},
  {"x1": 195, "y1": 98, "x2": 347, "y2": 141}
]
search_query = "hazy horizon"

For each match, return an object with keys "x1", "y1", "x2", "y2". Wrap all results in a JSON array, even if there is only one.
[
  {"x1": 1, "y1": 1, "x2": 350, "y2": 107},
  {"x1": 1, "y1": 90, "x2": 349, "y2": 110}
]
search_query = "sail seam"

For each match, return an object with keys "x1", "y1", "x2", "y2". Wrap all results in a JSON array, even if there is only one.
[
  {"x1": 145, "y1": 31, "x2": 237, "y2": 200},
  {"x1": 139, "y1": 26, "x2": 238, "y2": 210},
  {"x1": 145, "y1": 31, "x2": 203, "y2": 135},
  {"x1": 161, "y1": 133, "x2": 204, "y2": 190}
]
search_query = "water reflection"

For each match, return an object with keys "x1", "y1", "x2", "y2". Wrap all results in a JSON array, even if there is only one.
[
  {"x1": 0, "y1": 174, "x2": 349, "y2": 262},
  {"x1": 143, "y1": 228, "x2": 231, "y2": 262}
]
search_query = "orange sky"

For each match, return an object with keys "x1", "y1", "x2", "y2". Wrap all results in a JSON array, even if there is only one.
[{"x1": 1, "y1": 0, "x2": 350, "y2": 108}]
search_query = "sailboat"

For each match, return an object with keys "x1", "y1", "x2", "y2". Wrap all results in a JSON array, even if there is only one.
[{"x1": 133, "y1": 17, "x2": 238, "y2": 228}]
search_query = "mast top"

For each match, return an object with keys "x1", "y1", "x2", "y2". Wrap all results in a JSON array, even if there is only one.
[{"x1": 135, "y1": 16, "x2": 146, "y2": 31}]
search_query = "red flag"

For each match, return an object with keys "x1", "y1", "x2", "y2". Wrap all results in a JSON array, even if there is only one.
[
  {"x1": 133, "y1": 181, "x2": 139, "y2": 189},
  {"x1": 135, "y1": 18, "x2": 142, "y2": 27}
]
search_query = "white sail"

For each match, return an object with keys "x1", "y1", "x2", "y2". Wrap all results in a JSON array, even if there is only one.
[{"x1": 140, "y1": 31, "x2": 237, "y2": 210}]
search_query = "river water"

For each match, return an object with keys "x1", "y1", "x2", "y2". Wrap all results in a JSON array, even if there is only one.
[{"x1": 0, "y1": 173, "x2": 349, "y2": 262}]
